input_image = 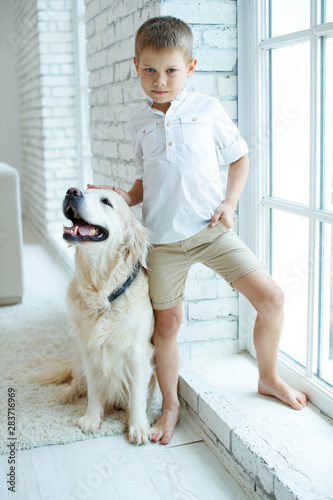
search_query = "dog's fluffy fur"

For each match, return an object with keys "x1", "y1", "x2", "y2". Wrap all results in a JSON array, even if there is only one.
[{"x1": 27, "y1": 188, "x2": 156, "y2": 445}]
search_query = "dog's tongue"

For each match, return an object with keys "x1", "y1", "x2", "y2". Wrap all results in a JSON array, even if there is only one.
[
  {"x1": 76, "y1": 223, "x2": 97, "y2": 236},
  {"x1": 63, "y1": 222, "x2": 99, "y2": 236}
]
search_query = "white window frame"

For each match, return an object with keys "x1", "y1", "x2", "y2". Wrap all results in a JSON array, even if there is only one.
[{"x1": 238, "y1": 0, "x2": 333, "y2": 419}]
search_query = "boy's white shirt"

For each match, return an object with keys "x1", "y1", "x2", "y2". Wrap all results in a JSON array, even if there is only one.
[{"x1": 128, "y1": 89, "x2": 249, "y2": 244}]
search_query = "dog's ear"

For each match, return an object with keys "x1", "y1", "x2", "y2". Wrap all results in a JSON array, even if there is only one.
[{"x1": 123, "y1": 214, "x2": 151, "y2": 268}]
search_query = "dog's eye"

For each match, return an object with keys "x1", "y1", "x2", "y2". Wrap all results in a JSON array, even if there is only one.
[{"x1": 101, "y1": 198, "x2": 113, "y2": 208}]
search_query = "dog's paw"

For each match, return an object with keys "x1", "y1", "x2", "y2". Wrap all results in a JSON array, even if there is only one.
[
  {"x1": 76, "y1": 414, "x2": 102, "y2": 434},
  {"x1": 128, "y1": 423, "x2": 152, "y2": 445}
]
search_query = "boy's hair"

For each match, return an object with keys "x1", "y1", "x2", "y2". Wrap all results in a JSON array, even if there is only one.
[{"x1": 135, "y1": 16, "x2": 193, "y2": 62}]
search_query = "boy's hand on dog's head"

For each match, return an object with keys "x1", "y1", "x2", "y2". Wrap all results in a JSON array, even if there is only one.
[
  {"x1": 112, "y1": 187, "x2": 131, "y2": 206},
  {"x1": 87, "y1": 184, "x2": 113, "y2": 190},
  {"x1": 87, "y1": 184, "x2": 131, "y2": 206}
]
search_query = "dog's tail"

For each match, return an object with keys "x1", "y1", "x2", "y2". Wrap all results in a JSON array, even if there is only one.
[{"x1": 23, "y1": 357, "x2": 73, "y2": 385}]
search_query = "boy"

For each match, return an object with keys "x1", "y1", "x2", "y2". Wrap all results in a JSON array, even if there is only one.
[{"x1": 89, "y1": 16, "x2": 307, "y2": 445}]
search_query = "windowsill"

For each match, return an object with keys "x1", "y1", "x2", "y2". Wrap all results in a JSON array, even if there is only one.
[{"x1": 179, "y1": 353, "x2": 333, "y2": 499}]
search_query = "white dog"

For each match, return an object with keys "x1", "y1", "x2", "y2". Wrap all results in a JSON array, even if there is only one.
[{"x1": 28, "y1": 187, "x2": 156, "y2": 445}]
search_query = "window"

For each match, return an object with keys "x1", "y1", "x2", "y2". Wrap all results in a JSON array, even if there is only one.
[{"x1": 238, "y1": 0, "x2": 333, "y2": 418}]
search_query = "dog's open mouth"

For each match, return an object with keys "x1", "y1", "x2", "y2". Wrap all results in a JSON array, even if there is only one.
[{"x1": 63, "y1": 206, "x2": 108, "y2": 243}]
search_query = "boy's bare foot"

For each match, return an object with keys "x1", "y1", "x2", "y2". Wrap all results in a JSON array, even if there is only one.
[
  {"x1": 151, "y1": 404, "x2": 180, "y2": 445},
  {"x1": 258, "y1": 376, "x2": 307, "y2": 410}
]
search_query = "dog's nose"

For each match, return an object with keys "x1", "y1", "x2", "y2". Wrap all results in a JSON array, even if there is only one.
[{"x1": 66, "y1": 187, "x2": 83, "y2": 198}]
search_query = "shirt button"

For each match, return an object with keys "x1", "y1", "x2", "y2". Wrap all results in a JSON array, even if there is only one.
[
  {"x1": 166, "y1": 122, "x2": 171, "y2": 126},
  {"x1": 168, "y1": 141, "x2": 173, "y2": 146},
  {"x1": 192, "y1": 117, "x2": 197, "y2": 122}
]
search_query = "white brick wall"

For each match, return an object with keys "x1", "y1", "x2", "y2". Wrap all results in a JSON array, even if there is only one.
[
  {"x1": 13, "y1": 0, "x2": 80, "y2": 234},
  {"x1": 85, "y1": 0, "x2": 240, "y2": 359}
]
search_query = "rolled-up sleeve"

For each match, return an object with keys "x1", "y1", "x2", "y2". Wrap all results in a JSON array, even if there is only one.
[
  {"x1": 134, "y1": 153, "x2": 144, "y2": 181},
  {"x1": 213, "y1": 100, "x2": 249, "y2": 165}
]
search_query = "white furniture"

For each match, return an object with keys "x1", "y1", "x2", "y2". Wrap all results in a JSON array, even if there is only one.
[{"x1": 0, "y1": 163, "x2": 23, "y2": 305}]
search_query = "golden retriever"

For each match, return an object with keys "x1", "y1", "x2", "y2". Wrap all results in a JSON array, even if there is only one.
[{"x1": 28, "y1": 187, "x2": 155, "y2": 445}]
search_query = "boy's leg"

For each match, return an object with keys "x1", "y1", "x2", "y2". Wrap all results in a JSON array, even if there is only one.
[
  {"x1": 146, "y1": 237, "x2": 193, "y2": 444},
  {"x1": 231, "y1": 268, "x2": 307, "y2": 409},
  {"x1": 151, "y1": 303, "x2": 183, "y2": 444}
]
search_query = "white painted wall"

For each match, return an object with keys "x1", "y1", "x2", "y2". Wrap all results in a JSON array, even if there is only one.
[{"x1": 0, "y1": 1, "x2": 22, "y2": 204}]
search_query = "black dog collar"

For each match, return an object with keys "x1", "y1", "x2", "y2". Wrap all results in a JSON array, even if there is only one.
[{"x1": 108, "y1": 262, "x2": 141, "y2": 303}]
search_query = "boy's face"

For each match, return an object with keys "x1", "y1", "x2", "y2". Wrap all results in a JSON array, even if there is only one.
[{"x1": 133, "y1": 48, "x2": 197, "y2": 113}]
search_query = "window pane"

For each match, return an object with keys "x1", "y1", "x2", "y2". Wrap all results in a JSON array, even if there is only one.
[
  {"x1": 270, "y1": 43, "x2": 310, "y2": 204},
  {"x1": 322, "y1": 37, "x2": 333, "y2": 211},
  {"x1": 323, "y1": 0, "x2": 333, "y2": 23},
  {"x1": 316, "y1": 222, "x2": 333, "y2": 387},
  {"x1": 270, "y1": 209, "x2": 309, "y2": 367},
  {"x1": 269, "y1": 0, "x2": 310, "y2": 38}
]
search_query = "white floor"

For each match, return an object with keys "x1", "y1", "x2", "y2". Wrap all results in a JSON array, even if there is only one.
[
  {"x1": 1, "y1": 419, "x2": 247, "y2": 500},
  {"x1": 0, "y1": 226, "x2": 247, "y2": 500}
]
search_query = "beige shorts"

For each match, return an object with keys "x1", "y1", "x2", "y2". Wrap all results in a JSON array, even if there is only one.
[{"x1": 146, "y1": 221, "x2": 265, "y2": 310}]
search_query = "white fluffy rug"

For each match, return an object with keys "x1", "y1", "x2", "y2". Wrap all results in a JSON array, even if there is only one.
[{"x1": 0, "y1": 230, "x2": 160, "y2": 454}]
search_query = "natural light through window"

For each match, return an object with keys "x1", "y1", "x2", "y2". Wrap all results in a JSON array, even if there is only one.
[
  {"x1": 269, "y1": 0, "x2": 311, "y2": 37},
  {"x1": 260, "y1": 1, "x2": 333, "y2": 391},
  {"x1": 270, "y1": 42, "x2": 310, "y2": 205}
]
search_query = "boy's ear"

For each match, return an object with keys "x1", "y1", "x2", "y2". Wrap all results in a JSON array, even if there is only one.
[
  {"x1": 186, "y1": 58, "x2": 197, "y2": 78},
  {"x1": 133, "y1": 57, "x2": 139, "y2": 76}
]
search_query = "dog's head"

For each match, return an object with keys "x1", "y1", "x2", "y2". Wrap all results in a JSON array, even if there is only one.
[{"x1": 63, "y1": 187, "x2": 150, "y2": 267}]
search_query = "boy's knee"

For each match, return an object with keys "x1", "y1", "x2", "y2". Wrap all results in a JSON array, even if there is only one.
[
  {"x1": 259, "y1": 286, "x2": 284, "y2": 316},
  {"x1": 153, "y1": 306, "x2": 183, "y2": 339},
  {"x1": 272, "y1": 286, "x2": 284, "y2": 309}
]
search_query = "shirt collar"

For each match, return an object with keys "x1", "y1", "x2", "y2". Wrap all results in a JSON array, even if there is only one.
[{"x1": 146, "y1": 89, "x2": 187, "y2": 112}]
